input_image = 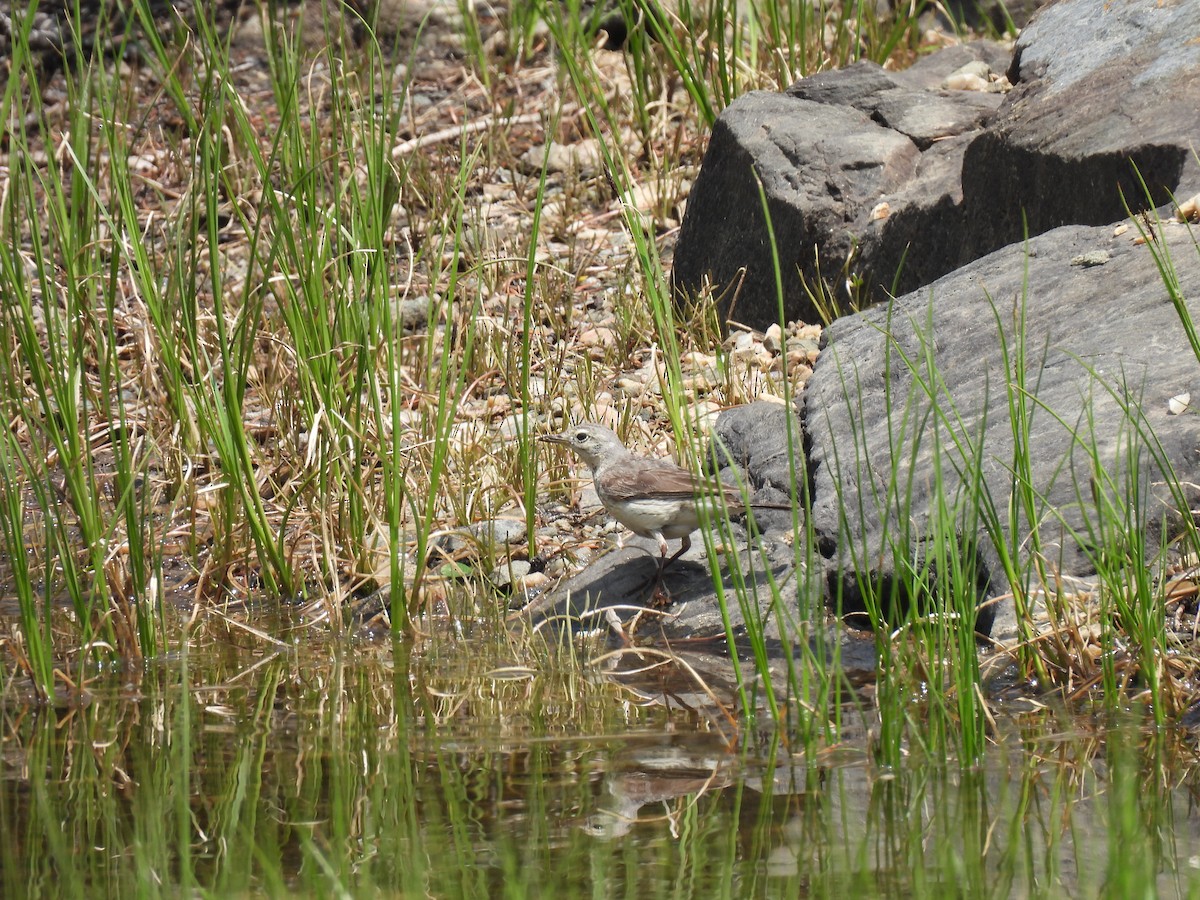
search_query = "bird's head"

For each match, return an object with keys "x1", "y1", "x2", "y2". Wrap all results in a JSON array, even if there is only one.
[{"x1": 539, "y1": 423, "x2": 629, "y2": 470}]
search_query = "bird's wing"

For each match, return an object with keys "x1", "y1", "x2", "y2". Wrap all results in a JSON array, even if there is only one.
[
  {"x1": 604, "y1": 460, "x2": 742, "y2": 503},
  {"x1": 599, "y1": 459, "x2": 696, "y2": 501}
]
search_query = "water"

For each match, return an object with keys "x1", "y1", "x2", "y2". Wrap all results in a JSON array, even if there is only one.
[{"x1": 3, "y1": 610, "x2": 1200, "y2": 898}]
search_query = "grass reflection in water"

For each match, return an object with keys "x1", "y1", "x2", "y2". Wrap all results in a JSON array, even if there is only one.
[{"x1": 3, "y1": 612, "x2": 1199, "y2": 899}]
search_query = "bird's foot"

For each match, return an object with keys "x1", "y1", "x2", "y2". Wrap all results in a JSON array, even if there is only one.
[{"x1": 647, "y1": 575, "x2": 673, "y2": 609}]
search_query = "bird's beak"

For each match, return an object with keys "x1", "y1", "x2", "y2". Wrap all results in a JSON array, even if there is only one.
[{"x1": 539, "y1": 433, "x2": 568, "y2": 446}]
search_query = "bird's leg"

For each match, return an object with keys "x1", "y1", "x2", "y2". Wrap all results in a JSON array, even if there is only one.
[
  {"x1": 657, "y1": 533, "x2": 671, "y2": 561},
  {"x1": 646, "y1": 532, "x2": 672, "y2": 604},
  {"x1": 649, "y1": 533, "x2": 691, "y2": 606},
  {"x1": 665, "y1": 533, "x2": 692, "y2": 569}
]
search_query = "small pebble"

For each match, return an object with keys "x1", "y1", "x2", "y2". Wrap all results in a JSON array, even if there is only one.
[
  {"x1": 489, "y1": 559, "x2": 531, "y2": 591},
  {"x1": 1176, "y1": 192, "x2": 1200, "y2": 223},
  {"x1": 724, "y1": 330, "x2": 755, "y2": 352},
  {"x1": 496, "y1": 414, "x2": 528, "y2": 440},
  {"x1": 730, "y1": 346, "x2": 758, "y2": 365},
  {"x1": 943, "y1": 71, "x2": 990, "y2": 92},
  {"x1": 521, "y1": 138, "x2": 603, "y2": 175},
  {"x1": 1070, "y1": 250, "x2": 1111, "y2": 268},
  {"x1": 787, "y1": 336, "x2": 821, "y2": 359},
  {"x1": 578, "y1": 325, "x2": 618, "y2": 349},
  {"x1": 513, "y1": 570, "x2": 550, "y2": 596},
  {"x1": 393, "y1": 295, "x2": 432, "y2": 332},
  {"x1": 763, "y1": 323, "x2": 784, "y2": 354}
]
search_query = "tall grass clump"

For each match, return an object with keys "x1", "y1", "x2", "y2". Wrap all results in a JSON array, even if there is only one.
[
  {"x1": 0, "y1": 0, "x2": 419, "y2": 668},
  {"x1": 247, "y1": 6, "x2": 422, "y2": 623},
  {"x1": 822, "y1": 301, "x2": 990, "y2": 766},
  {"x1": 690, "y1": 182, "x2": 833, "y2": 743},
  {"x1": 0, "y1": 5, "x2": 177, "y2": 688},
  {"x1": 1046, "y1": 355, "x2": 1198, "y2": 720},
  {"x1": 124, "y1": 0, "x2": 530, "y2": 632},
  {"x1": 976, "y1": 266, "x2": 1063, "y2": 685}
]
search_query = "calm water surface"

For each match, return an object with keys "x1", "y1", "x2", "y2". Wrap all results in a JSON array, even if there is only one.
[{"x1": 2, "y1": 610, "x2": 1199, "y2": 898}]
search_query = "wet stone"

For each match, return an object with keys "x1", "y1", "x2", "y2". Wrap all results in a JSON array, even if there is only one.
[
  {"x1": 435, "y1": 517, "x2": 528, "y2": 558},
  {"x1": 489, "y1": 558, "x2": 532, "y2": 592}
]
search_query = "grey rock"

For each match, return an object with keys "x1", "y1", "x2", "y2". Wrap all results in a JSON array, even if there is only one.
[
  {"x1": 671, "y1": 89, "x2": 923, "y2": 328},
  {"x1": 709, "y1": 401, "x2": 804, "y2": 518},
  {"x1": 673, "y1": 43, "x2": 1009, "y2": 329},
  {"x1": 805, "y1": 221, "x2": 1200, "y2": 638},
  {"x1": 869, "y1": 87, "x2": 1001, "y2": 151},
  {"x1": 520, "y1": 530, "x2": 811, "y2": 643},
  {"x1": 675, "y1": 0, "x2": 1200, "y2": 332},
  {"x1": 963, "y1": 0, "x2": 1200, "y2": 258},
  {"x1": 521, "y1": 139, "x2": 604, "y2": 175},
  {"x1": 786, "y1": 59, "x2": 902, "y2": 108}
]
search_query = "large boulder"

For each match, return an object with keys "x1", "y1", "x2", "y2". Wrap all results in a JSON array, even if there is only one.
[
  {"x1": 805, "y1": 220, "x2": 1200, "y2": 636},
  {"x1": 962, "y1": 0, "x2": 1200, "y2": 256},
  {"x1": 672, "y1": 43, "x2": 1011, "y2": 328},
  {"x1": 674, "y1": 0, "x2": 1200, "y2": 331}
]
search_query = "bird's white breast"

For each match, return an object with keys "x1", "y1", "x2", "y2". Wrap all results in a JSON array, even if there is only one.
[{"x1": 606, "y1": 497, "x2": 700, "y2": 538}]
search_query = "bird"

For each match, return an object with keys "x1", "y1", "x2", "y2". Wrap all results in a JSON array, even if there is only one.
[{"x1": 540, "y1": 422, "x2": 792, "y2": 578}]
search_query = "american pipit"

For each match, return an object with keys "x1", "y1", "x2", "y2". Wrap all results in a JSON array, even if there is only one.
[{"x1": 541, "y1": 422, "x2": 791, "y2": 577}]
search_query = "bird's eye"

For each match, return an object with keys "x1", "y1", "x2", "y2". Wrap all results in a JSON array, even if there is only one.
[{"x1": 573, "y1": 431, "x2": 587, "y2": 443}]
